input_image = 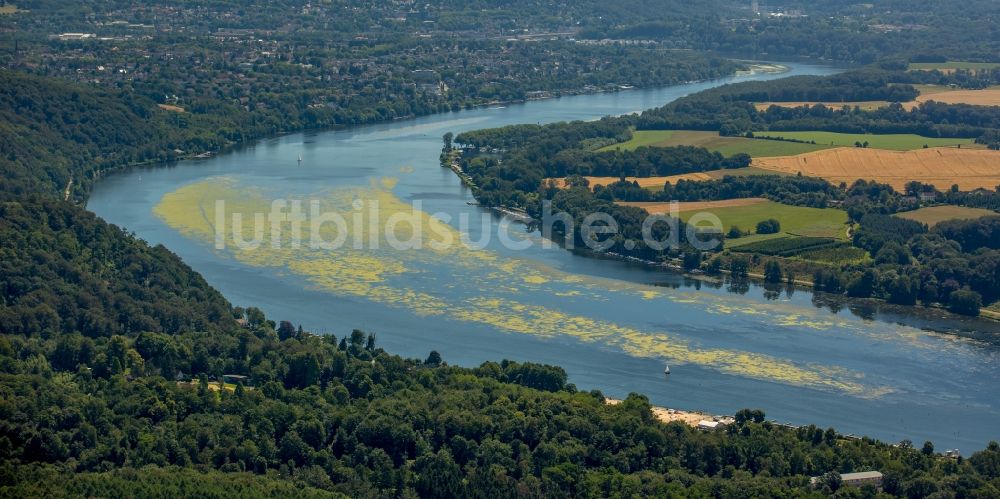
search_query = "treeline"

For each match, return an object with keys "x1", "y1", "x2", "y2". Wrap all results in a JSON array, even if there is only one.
[
  {"x1": 4, "y1": 304, "x2": 1000, "y2": 497},
  {"x1": 533, "y1": 146, "x2": 750, "y2": 178},
  {"x1": 601, "y1": 174, "x2": 845, "y2": 207},
  {"x1": 683, "y1": 72, "x2": 920, "y2": 104}
]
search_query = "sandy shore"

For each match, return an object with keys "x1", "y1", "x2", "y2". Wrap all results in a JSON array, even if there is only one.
[{"x1": 605, "y1": 398, "x2": 726, "y2": 427}]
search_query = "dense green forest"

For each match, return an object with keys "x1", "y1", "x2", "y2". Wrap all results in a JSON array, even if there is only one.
[{"x1": 4, "y1": 306, "x2": 1000, "y2": 497}]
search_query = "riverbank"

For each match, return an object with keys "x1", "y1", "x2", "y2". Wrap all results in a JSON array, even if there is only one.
[
  {"x1": 605, "y1": 398, "x2": 732, "y2": 427},
  {"x1": 478, "y1": 207, "x2": 998, "y2": 326}
]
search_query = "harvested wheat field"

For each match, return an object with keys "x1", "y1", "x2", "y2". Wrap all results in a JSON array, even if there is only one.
[
  {"x1": 911, "y1": 87, "x2": 1000, "y2": 107},
  {"x1": 753, "y1": 147, "x2": 1000, "y2": 191},
  {"x1": 157, "y1": 104, "x2": 186, "y2": 113},
  {"x1": 547, "y1": 173, "x2": 714, "y2": 189},
  {"x1": 754, "y1": 101, "x2": 890, "y2": 111},
  {"x1": 618, "y1": 198, "x2": 768, "y2": 214}
]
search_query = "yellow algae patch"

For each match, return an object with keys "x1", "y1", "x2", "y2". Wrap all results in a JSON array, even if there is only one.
[
  {"x1": 154, "y1": 176, "x2": 888, "y2": 396},
  {"x1": 775, "y1": 315, "x2": 836, "y2": 331},
  {"x1": 398, "y1": 165, "x2": 415, "y2": 174},
  {"x1": 454, "y1": 295, "x2": 875, "y2": 396},
  {"x1": 522, "y1": 275, "x2": 549, "y2": 285},
  {"x1": 380, "y1": 177, "x2": 399, "y2": 190}
]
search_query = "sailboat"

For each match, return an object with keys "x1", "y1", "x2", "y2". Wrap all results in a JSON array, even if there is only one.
[
  {"x1": 297, "y1": 154, "x2": 303, "y2": 164},
  {"x1": 664, "y1": 364, "x2": 671, "y2": 375}
]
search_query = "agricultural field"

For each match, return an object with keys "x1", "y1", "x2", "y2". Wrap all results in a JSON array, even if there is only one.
[
  {"x1": 794, "y1": 246, "x2": 870, "y2": 265},
  {"x1": 909, "y1": 86, "x2": 1000, "y2": 107},
  {"x1": 728, "y1": 236, "x2": 841, "y2": 256},
  {"x1": 753, "y1": 84, "x2": 1000, "y2": 111},
  {"x1": 753, "y1": 147, "x2": 1000, "y2": 191},
  {"x1": 619, "y1": 198, "x2": 769, "y2": 214},
  {"x1": 598, "y1": 130, "x2": 830, "y2": 156},
  {"x1": 751, "y1": 131, "x2": 975, "y2": 151},
  {"x1": 546, "y1": 167, "x2": 787, "y2": 190},
  {"x1": 908, "y1": 62, "x2": 1000, "y2": 74},
  {"x1": 895, "y1": 206, "x2": 998, "y2": 226},
  {"x1": 626, "y1": 199, "x2": 849, "y2": 248},
  {"x1": 754, "y1": 101, "x2": 890, "y2": 112}
]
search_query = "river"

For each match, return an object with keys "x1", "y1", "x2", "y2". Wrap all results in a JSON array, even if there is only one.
[{"x1": 88, "y1": 63, "x2": 1000, "y2": 451}]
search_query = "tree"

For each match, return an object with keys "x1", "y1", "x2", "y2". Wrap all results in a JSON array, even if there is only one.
[
  {"x1": 443, "y1": 132, "x2": 454, "y2": 152},
  {"x1": 922, "y1": 441, "x2": 935, "y2": 456},
  {"x1": 683, "y1": 251, "x2": 702, "y2": 271},
  {"x1": 729, "y1": 257, "x2": 749, "y2": 279},
  {"x1": 847, "y1": 269, "x2": 876, "y2": 298},
  {"x1": 734, "y1": 409, "x2": 766, "y2": 424},
  {"x1": 246, "y1": 307, "x2": 266, "y2": 328},
  {"x1": 821, "y1": 471, "x2": 842, "y2": 492},
  {"x1": 277, "y1": 321, "x2": 297, "y2": 341},
  {"x1": 756, "y1": 219, "x2": 781, "y2": 234},
  {"x1": 414, "y1": 450, "x2": 464, "y2": 499},
  {"x1": 763, "y1": 260, "x2": 782, "y2": 283},
  {"x1": 948, "y1": 290, "x2": 982, "y2": 316},
  {"x1": 425, "y1": 350, "x2": 443, "y2": 366}
]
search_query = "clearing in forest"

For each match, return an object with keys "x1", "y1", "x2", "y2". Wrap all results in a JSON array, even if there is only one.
[{"x1": 895, "y1": 206, "x2": 998, "y2": 227}]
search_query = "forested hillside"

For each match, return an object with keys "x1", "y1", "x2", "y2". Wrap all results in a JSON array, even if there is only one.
[
  {"x1": 0, "y1": 198, "x2": 234, "y2": 337},
  {"x1": 4, "y1": 313, "x2": 1000, "y2": 497},
  {"x1": 0, "y1": 71, "x2": 249, "y2": 200}
]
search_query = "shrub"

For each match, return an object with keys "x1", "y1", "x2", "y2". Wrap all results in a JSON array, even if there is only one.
[{"x1": 756, "y1": 219, "x2": 781, "y2": 234}]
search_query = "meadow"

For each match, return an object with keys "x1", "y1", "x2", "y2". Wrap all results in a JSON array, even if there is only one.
[
  {"x1": 672, "y1": 200, "x2": 849, "y2": 248},
  {"x1": 895, "y1": 205, "x2": 998, "y2": 227},
  {"x1": 752, "y1": 131, "x2": 975, "y2": 151},
  {"x1": 599, "y1": 130, "x2": 830, "y2": 156}
]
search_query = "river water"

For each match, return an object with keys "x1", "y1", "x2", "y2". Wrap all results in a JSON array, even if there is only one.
[{"x1": 88, "y1": 63, "x2": 1000, "y2": 450}]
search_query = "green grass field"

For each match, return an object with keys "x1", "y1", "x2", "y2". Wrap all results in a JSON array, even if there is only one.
[
  {"x1": 895, "y1": 206, "x2": 998, "y2": 227},
  {"x1": 795, "y1": 246, "x2": 870, "y2": 265},
  {"x1": 677, "y1": 200, "x2": 849, "y2": 248},
  {"x1": 912, "y1": 84, "x2": 955, "y2": 97},
  {"x1": 909, "y1": 62, "x2": 1000, "y2": 72},
  {"x1": 704, "y1": 166, "x2": 792, "y2": 179},
  {"x1": 752, "y1": 131, "x2": 975, "y2": 151},
  {"x1": 599, "y1": 130, "x2": 829, "y2": 156}
]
